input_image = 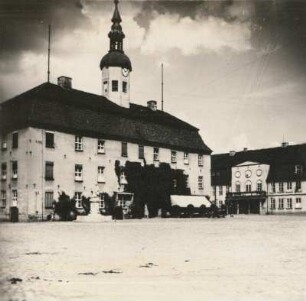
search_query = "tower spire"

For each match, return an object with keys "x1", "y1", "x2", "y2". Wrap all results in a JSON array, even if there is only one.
[{"x1": 108, "y1": 0, "x2": 125, "y2": 52}]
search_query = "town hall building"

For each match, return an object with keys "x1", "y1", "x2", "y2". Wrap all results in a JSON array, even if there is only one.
[{"x1": 0, "y1": 0, "x2": 212, "y2": 221}]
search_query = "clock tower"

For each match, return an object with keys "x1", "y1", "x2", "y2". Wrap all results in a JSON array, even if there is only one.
[{"x1": 100, "y1": 0, "x2": 132, "y2": 108}]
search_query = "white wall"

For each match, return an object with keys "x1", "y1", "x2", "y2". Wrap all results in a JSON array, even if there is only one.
[{"x1": 0, "y1": 127, "x2": 211, "y2": 220}]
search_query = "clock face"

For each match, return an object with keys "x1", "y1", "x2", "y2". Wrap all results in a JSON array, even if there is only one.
[
  {"x1": 235, "y1": 171, "x2": 241, "y2": 178},
  {"x1": 245, "y1": 170, "x2": 252, "y2": 178},
  {"x1": 122, "y1": 68, "x2": 129, "y2": 77},
  {"x1": 256, "y1": 169, "x2": 262, "y2": 177}
]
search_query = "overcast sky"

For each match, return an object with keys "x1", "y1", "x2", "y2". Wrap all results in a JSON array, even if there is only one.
[{"x1": 0, "y1": 0, "x2": 305, "y2": 153}]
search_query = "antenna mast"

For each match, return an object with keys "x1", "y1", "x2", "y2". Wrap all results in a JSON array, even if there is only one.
[
  {"x1": 161, "y1": 63, "x2": 164, "y2": 111},
  {"x1": 47, "y1": 24, "x2": 51, "y2": 83}
]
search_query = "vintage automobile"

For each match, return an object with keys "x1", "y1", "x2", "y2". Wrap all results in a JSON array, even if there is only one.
[{"x1": 170, "y1": 195, "x2": 212, "y2": 217}]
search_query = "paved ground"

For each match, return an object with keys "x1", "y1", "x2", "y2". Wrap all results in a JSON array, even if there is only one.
[{"x1": 0, "y1": 215, "x2": 306, "y2": 301}]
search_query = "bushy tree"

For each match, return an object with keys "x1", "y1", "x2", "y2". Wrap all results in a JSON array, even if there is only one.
[{"x1": 53, "y1": 192, "x2": 77, "y2": 221}]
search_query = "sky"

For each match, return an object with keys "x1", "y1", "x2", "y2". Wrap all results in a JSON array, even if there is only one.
[{"x1": 0, "y1": 0, "x2": 306, "y2": 153}]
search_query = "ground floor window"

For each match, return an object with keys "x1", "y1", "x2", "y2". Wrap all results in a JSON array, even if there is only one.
[
  {"x1": 74, "y1": 192, "x2": 82, "y2": 208},
  {"x1": 11, "y1": 189, "x2": 18, "y2": 206},
  {"x1": 236, "y1": 182, "x2": 241, "y2": 193},
  {"x1": 45, "y1": 191, "x2": 54, "y2": 209},
  {"x1": 1, "y1": 190, "x2": 6, "y2": 208},
  {"x1": 286, "y1": 198, "x2": 292, "y2": 209},
  {"x1": 296, "y1": 198, "x2": 302, "y2": 209},
  {"x1": 198, "y1": 176, "x2": 203, "y2": 190},
  {"x1": 270, "y1": 198, "x2": 276, "y2": 210},
  {"x1": 278, "y1": 198, "x2": 284, "y2": 210},
  {"x1": 99, "y1": 193, "x2": 105, "y2": 209}
]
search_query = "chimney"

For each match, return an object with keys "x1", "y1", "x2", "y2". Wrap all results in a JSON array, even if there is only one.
[
  {"x1": 147, "y1": 100, "x2": 157, "y2": 111},
  {"x1": 243, "y1": 147, "x2": 248, "y2": 152},
  {"x1": 281, "y1": 142, "x2": 289, "y2": 148},
  {"x1": 229, "y1": 150, "x2": 236, "y2": 157},
  {"x1": 57, "y1": 76, "x2": 72, "y2": 89}
]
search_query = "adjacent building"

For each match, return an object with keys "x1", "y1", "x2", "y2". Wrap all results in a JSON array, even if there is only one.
[
  {"x1": 0, "y1": 1, "x2": 211, "y2": 221},
  {"x1": 211, "y1": 143, "x2": 306, "y2": 214}
]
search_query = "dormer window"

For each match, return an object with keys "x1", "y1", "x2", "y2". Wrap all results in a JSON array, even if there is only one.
[{"x1": 112, "y1": 80, "x2": 118, "y2": 92}]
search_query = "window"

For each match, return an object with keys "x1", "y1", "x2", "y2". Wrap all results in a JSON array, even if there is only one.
[
  {"x1": 12, "y1": 132, "x2": 18, "y2": 149},
  {"x1": 112, "y1": 80, "x2": 118, "y2": 92},
  {"x1": 236, "y1": 182, "x2": 241, "y2": 193},
  {"x1": 295, "y1": 164, "x2": 303, "y2": 175},
  {"x1": 75, "y1": 192, "x2": 82, "y2": 208},
  {"x1": 1, "y1": 163, "x2": 7, "y2": 180},
  {"x1": 279, "y1": 182, "x2": 284, "y2": 193},
  {"x1": 171, "y1": 151, "x2": 177, "y2": 164},
  {"x1": 198, "y1": 154, "x2": 203, "y2": 166},
  {"x1": 271, "y1": 198, "x2": 276, "y2": 210},
  {"x1": 75, "y1": 164, "x2": 83, "y2": 182},
  {"x1": 271, "y1": 182, "x2": 276, "y2": 193},
  {"x1": 12, "y1": 161, "x2": 18, "y2": 179},
  {"x1": 103, "y1": 81, "x2": 108, "y2": 93},
  {"x1": 198, "y1": 176, "x2": 204, "y2": 190},
  {"x1": 295, "y1": 198, "x2": 302, "y2": 209},
  {"x1": 219, "y1": 186, "x2": 223, "y2": 196},
  {"x1": 45, "y1": 162, "x2": 54, "y2": 181},
  {"x1": 97, "y1": 139, "x2": 105, "y2": 154},
  {"x1": 12, "y1": 189, "x2": 18, "y2": 205},
  {"x1": 173, "y1": 179, "x2": 177, "y2": 189},
  {"x1": 226, "y1": 185, "x2": 230, "y2": 193},
  {"x1": 121, "y1": 142, "x2": 128, "y2": 157},
  {"x1": 287, "y1": 182, "x2": 292, "y2": 190},
  {"x1": 257, "y1": 181, "x2": 262, "y2": 192},
  {"x1": 286, "y1": 198, "x2": 292, "y2": 209},
  {"x1": 1, "y1": 191, "x2": 6, "y2": 208},
  {"x1": 278, "y1": 198, "x2": 284, "y2": 210},
  {"x1": 153, "y1": 147, "x2": 159, "y2": 161},
  {"x1": 138, "y1": 145, "x2": 144, "y2": 159},
  {"x1": 97, "y1": 166, "x2": 105, "y2": 183},
  {"x1": 122, "y1": 81, "x2": 127, "y2": 93},
  {"x1": 1, "y1": 135, "x2": 7, "y2": 150},
  {"x1": 45, "y1": 132, "x2": 54, "y2": 148},
  {"x1": 75, "y1": 136, "x2": 83, "y2": 151},
  {"x1": 45, "y1": 191, "x2": 54, "y2": 209},
  {"x1": 184, "y1": 152, "x2": 189, "y2": 164},
  {"x1": 246, "y1": 181, "x2": 252, "y2": 192},
  {"x1": 296, "y1": 180, "x2": 301, "y2": 191}
]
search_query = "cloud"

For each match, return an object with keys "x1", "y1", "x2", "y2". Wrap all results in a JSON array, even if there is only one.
[{"x1": 140, "y1": 13, "x2": 252, "y2": 55}]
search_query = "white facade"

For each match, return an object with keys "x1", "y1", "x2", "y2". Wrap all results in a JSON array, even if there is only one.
[
  {"x1": 265, "y1": 181, "x2": 306, "y2": 214},
  {"x1": 0, "y1": 127, "x2": 211, "y2": 221},
  {"x1": 101, "y1": 66, "x2": 130, "y2": 108}
]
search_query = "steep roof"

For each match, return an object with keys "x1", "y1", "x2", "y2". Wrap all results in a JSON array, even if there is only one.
[
  {"x1": 0, "y1": 82, "x2": 211, "y2": 154},
  {"x1": 211, "y1": 144, "x2": 306, "y2": 185}
]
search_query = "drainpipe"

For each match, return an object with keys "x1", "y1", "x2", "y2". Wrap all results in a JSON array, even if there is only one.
[{"x1": 41, "y1": 129, "x2": 44, "y2": 221}]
